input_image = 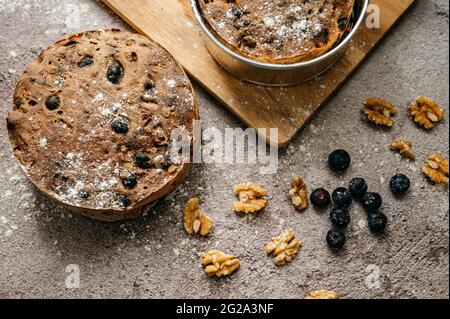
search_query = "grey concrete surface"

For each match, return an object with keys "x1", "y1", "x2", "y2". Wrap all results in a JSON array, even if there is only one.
[{"x1": 0, "y1": 0, "x2": 448, "y2": 299}]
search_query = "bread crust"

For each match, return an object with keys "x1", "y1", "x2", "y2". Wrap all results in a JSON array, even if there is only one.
[
  {"x1": 7, "y1": 29, "x2": 199, "y2": 222},
  {"x1": 198, "y1": 0, "x2": 355, "y2": 64}
]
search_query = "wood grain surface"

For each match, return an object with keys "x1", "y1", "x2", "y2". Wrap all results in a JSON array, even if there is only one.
[{"x1": 101, "y1": 0, "x2": 415, "y2": 147}]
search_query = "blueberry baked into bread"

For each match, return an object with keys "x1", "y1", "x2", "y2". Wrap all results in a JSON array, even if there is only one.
[
  {"x1": 197, "y1": 0, "x2": 355, "y2": 64},
  {"x1": 6, "y1": 29, "x2": 199, "y2": 222}
]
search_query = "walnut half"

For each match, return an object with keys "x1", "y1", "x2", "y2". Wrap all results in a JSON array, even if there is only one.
[
  {"x1": 265, "y1": 229, "x2": 301, "y2": 266},
  {"x1": 362, "y1": 97, "x2": 397, "y2": 127},
  {"x1": 289, "y1": 177, "x2": 308, "y2": 211},
  {"x1": 201, "y1": 250, "x2": 240, "y2": 278},
  {"x1": 410, "y1": 96, "x2": 444, "y2": 129},
  {"x1": 184, "y1": 198, "x2": 213, "y2": 236},
  {"x1": 422, "y1": 154, "x2": 449, "y2": 184},
  {"x1": 232, "y1": 182, "x2": 268, "y2": 214},
  {"x1": 305, "y1": 290, "x2": 339, "y2": 299},
  {"x1": 389, "y1": 140, "x2": 416, "y2": 160}
]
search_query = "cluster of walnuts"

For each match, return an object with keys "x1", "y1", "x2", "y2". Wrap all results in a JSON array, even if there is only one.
[
  {"x1": 362, "y1": 96, "x2": 445, "y2": 130},
  {"x1": 362, "y1": 96, "x2": 448, "y2": 185},
  {"x1": 183, "y1": 184, "x2": 302, "y2": 271},
  {"x1": 182, "y1": 182, "x2": 333, "y2": 298}
]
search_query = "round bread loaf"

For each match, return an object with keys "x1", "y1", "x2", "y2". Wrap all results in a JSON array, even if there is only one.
[
  {"x1": 198, "y1": 0, "x2": 355, "y2": 64},
  {"x1": 6, "y1": 29, "x2": 199, "y2": 222}
]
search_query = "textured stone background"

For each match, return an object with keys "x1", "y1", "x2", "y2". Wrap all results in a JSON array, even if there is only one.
[{"x1": 0, "y1": 0, "x2": 448, "y2": 299}]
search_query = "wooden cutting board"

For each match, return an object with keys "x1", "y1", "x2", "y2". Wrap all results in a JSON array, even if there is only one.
[{"x1": 102, "y1": 0, "x2": 415, "y2": 147}]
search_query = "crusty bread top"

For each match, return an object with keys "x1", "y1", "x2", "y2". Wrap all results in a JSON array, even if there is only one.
[
  {"x1": 7, "y1": 29, "x2": 197, "y2": 212},
  {"x1": 198, "y1": 0, "x2": 354, "y2": 64}
]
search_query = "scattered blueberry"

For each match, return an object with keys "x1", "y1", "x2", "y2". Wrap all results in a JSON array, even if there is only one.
[
  {"x1": 330, "y1": 207, "x2": 351, "y2": 228},
  {"x1": 107, "y1": 60, "x2": 124, "y2": 84},
  {"x1": 111, "y1": 118, "x2": 129, "y2": 134},
  {"x1": 45, "y1": 95, "x2": 60, "y2": 110},
  {"x1": 326, "y1": 228, "x2": 346, "y2": 250},
  {"x1": 328, "y1": 149, "x2": 351, "y2": 172},
  {"x1": 117, "y1": 194, "x2": 132, "y2": 208},
  {"x1": 310, "y1": 188, "x2": 331, "y2": 208},
  {"x1": 390, "y1": 174, "x2": 411, "y2": 195},
  {"x1": 367, "y1": 211, "x2": 388, "y2": 233},
  {"x1": 78, "y1": 56, "x2": 94, "y2": 68},
  {"x1": 122, "y1": 174, "x2": 138, "y2": 189},
  {"x1": 332, "y1": 187, "x2": 352, "y2": 208},
  {"x1": 361, "y1": 192, "x2": 383, "y2": 212},
  {"x1": 348, "y1": 177, "x2": 368, "y2": 199},
  {"x1": 135, "y1": 152, "x2": 152, "y2": 169}
]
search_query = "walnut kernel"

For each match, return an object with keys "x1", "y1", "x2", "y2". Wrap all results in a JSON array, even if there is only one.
[
  {"x1": 265, "y1": 229, "x2": 301, "y2": 266},
  {"x1": 389, "y1": 140, "x2": 416, "y2": 160},
  {"x1": 233, "y1": 182, "x2": 268, "y2": 214},
  {"x1": 201, "y1": 250, "x2": 240, "y2": 278},
  {"x1": 305, "y1": 290, "x2": 338, "y2": 299},
  {"x1": 289, "y1": 177, "x2": 308, "y2": 211},
  {"x1": 410, "y1": 96, "x2": 444, "y2": 129},
  {"x1": 362, "y1": 98, "x2": 397, "y2": 127},
  {"x1": 184, "y1": 198, "x2": 213, "y2": 236},
  {"x1": 422, "y1": 154, "x2": 449, "y2": 184}
]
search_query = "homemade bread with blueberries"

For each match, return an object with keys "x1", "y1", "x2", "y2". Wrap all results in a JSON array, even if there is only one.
[
  {"x1": 198, "y1": 0, "x2": 355, "y2": 64},
  {"x1": 6, "y1": 29, "x2": 198, "y2": 222}
]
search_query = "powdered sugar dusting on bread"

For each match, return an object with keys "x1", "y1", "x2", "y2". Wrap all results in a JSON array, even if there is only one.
[
  {"x1": 199, "y1": 0, "x2": 354, "y2": 62},
  {"x1": 7, "y1": 29, "x2": 197, "y2": 216}
]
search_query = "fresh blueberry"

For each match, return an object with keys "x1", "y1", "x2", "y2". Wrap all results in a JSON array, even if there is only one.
[
  {"x1": 348, "y1": 177, "x2": 368, "y2": 199},
  {"x1": 368, "y1": 211, "x2": 388, "y2": 233},
  {"x1": 332, "y1": 187, "x2": 352, "y2": 208},
  {"x1": 310, "y1": 188, "x2": 331, "y2": 208},
  {"x1": 330, "y1": 207, "x2": 351, "y2": 227},
  {"x1": 326, "y1": 228, "x2": 346, "y2": 250},
  {"x1": 45, "y1": 95, "x2": 60, "y2": 110},
  {"x1": 362, "y1": 192, "x2": 383, "y2": 212},
  {"x1": 122, "y1": 174, "x2": 138, "y2": 189},
  {"x1": 135, "y1": 152, "x2": 152, "y2": 169},
  {"x1": 390, "y1": 174, "x2": 411, "y2": 195},
  {"x1": 328, "y1": 149, "x2": 351, "y2": 172},
  {"x1": 107, "y1": 61, "x2": 124, "y2": 84},
  {"x1": 111, "y1": 118, "x2": 129, "y2": 134}
]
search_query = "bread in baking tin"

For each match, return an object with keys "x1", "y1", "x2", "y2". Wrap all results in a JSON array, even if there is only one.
[{"x1": 198, "y1": 0, "x2": 355, "y2": 64}]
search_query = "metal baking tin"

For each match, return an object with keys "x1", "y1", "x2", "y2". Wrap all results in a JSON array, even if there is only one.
[{"x1": 191, "y1": 0, "x2": 369, "y2": 86}]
